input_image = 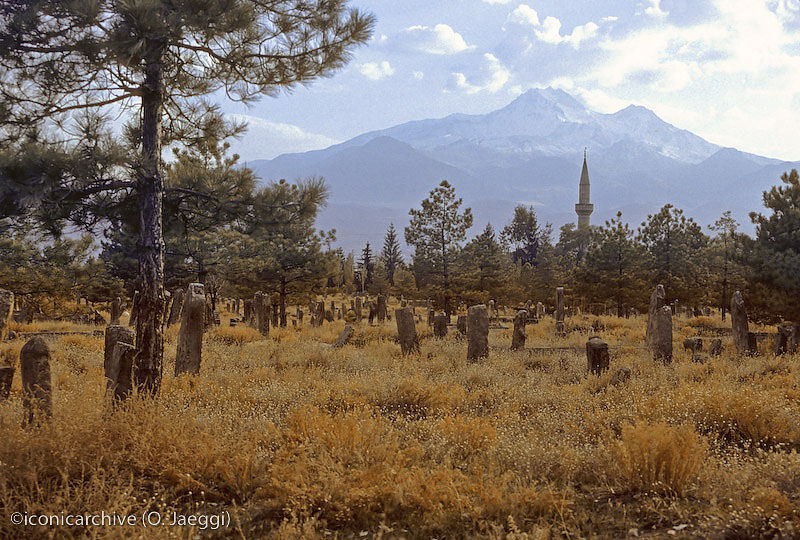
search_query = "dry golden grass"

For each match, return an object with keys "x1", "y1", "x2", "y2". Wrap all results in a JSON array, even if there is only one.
[{"x1": 0, "y1": 305, "x2": 798, "y2": 539}]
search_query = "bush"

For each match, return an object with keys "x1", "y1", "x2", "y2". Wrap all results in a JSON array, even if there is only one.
[
  {"x1": 613, "y1": 421, "x2": 706, "y2": 494},
  {"x1": 211, "y1": 325, "x2": 262, "y2": 345}
]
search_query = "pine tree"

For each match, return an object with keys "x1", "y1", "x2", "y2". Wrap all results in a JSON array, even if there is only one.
[
  {"x1": 0, "y1": 2, "x2": 373, "y2": 392},
  {"x1": 380, "y1": 224, "x2": 402, "y2": 286},
  {"x1": 707, "y1": 211, "x2": 746, "y2": 320},
  {"x1": 358, "y1": 243, "x2": 374, "y2": 291},
  {"x1": 405, "y1": 181, "x2": 473, "y2": 315},
  {"x1": 459, "y1": 223, "x2": 508, "y2": 300},
  {"x1": 502, "y1": 205, "x2": 549, "y2": 266}
]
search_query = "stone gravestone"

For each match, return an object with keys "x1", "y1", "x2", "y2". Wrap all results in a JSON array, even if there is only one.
[
  {"x1": 368, "y1": 302, "x2": 376, "y2": 324},
  {"x1": 395, "y1": 307, "x2": 420, "y2": 355},
  {"x1": 555, "y1": 287, "x2": 565, "y2": 337},
  {"x1": 775, "y1": 324, "x2": 798, "y2": 355},
  {"x1": 110, "y1": 297, "x2": 122, "y2": 325},
  {"x1": 337, "y1": 308, "x2": 342, "y2": 320},
  {"x1": 645, "y1": 284, "x2": 666, "y2": 351},
  {"x1": 243, "y1": 299, "x2": 254, "y2": 328},
  {"x1": 0, "y1": 288, "x2": 13, "y2": 341},
  {"x1": 536, "y1": 302, "x2": 545, "y2": 319},
  {"x1": 271, "y1": 296, "x2": 279, "y2": 328},
  {"x1": 20, "y1": 337, "x2": 52, "y2": 426},
  {"x1": 104, "y1": 325, "x2": 136, "y2": 401},
  {"x1": 167, "y1": 288, "x2": 184, "y2": 327},
  {"x1": 682, "y1": 337, "x2": 703, "y2": 354},
  {"x1": 317, "y1": 301, "x2": 326, "y2": 326},
  {"x1": 427, "y1": 308, "x2": 435, "y2": 327},
  {"x1": 355, "y1": 297, "x2": 363, "y2": 322},
  {"x1": 333, "y1": 325, "x2": 355, "y2": 348},
  {"x1": 586, "y1": 337, "x2": 610, "y2": 375},
  {"x1": 457, "y1": 315, "x2": 467, "y2": 335},
  {"x1": 511, "y1": 310, "x2": 527, "y2": 350},
  {"x1": 730, "y1": 291, "x2": 751, "y2": 355},
  {"x1": 651, "y1": 306, "x2": 673, "y2": 363},
  {"x1": 433, "y1": 313, "x2": 448, "y2": 338},
  {"x1": 0, "y1": 364, "x2": 14, "y2": 400},
  {"x1": 254, "y1": 292, "x2": 271, "y2": 336},
  {"x1": 325, "y1": 309, "x2": 334, "y2": 323},
  {"x1": 709, "y1": 338, "x2": 723, "y2": 356},
  {"x1": 467, "y1": 304, "x2": 489, "y2": 362},
  {"x1": 488, "y1": 299, "x2": 495, "y2": 320},
  {"x1": 377, "y1": 295, "x2": 387, "y2": 323},
  {"x1": 175, "y1": 283, "x2": 205, "y2": 376}
]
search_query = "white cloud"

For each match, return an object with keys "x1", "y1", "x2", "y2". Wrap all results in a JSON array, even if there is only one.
[
  {"x1": 359, "y1": 61, "x2": 395, "y2": 80},
  {"x1": 413, "y1": 71, "x2": 425, "y2": 80},
  {"x1": 451, "y1": 53, "x2": 510, "y2": 94},
  {"x1": 644, "y1": 0, "x2": 668, "y2": 18},
  {"x1": 225, "y1": 114, "x2": 339, "y2": 162},
  {"x1": 506, "y1": 5, "x2": 600, "y2": 48},
  {"x1": 397, "y1": 24, "x2": 473, "y2": 55}
]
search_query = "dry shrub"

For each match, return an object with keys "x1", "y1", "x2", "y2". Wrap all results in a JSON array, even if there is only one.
[
  {"x1": 211, "y1": 325, "x2": 262, "y2": 345},
  {"x1": 685, "y1": 316, "x2": 716, "y2": 328},
  {"x1": 612, "y1": 421, "x2": 706, "y2": 494},
  {"x1": 58, "y1": 333, "x2": 102, "y2": 350}
]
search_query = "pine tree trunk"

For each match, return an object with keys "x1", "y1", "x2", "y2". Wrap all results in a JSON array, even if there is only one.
[
  {"x1": 280, "y1": 277, "x2": 287, "y2": 327},
  {"x1": 133, "y1": 52, "x2": 166, "y2": 395}
]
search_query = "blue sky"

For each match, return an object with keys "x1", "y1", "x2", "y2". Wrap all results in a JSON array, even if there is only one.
[{"x1": 223, "y1": 0, "x2": 800, "y2": 162}]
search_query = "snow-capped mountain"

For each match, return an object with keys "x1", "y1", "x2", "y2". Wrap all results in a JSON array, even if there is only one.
[{"x1": 246, "y1": 88, "x2": 798, "y2": 252}]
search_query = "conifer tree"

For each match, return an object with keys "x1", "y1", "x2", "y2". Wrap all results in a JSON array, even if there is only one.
[
  {"x1": 358, "y1": 243, "x2": 374, "y2": 291},
  {"x1": 380, "y1": 224, "x2": 402, "y2": 286},
  {"x1": 0, "y1": 1, "x2": 373, "y2": 392}
]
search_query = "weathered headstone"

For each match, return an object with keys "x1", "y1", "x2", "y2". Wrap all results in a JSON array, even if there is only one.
[
  {"x1": 20, "y1": 337, "x2": 52, "y2": 425},
  {"x1": 298, "y1": 307, "x2": 304, "y2": 324},
  {"x1": 536, "y1": 302, "x2": 545, "y2": 319},
  {"x1": 355, "y1": 297, "x2": 363, "y2": 322},
  {"x1": 586, "y1": 336, "x2": 610, "y2": 375},
  {"x1": 243, "y1": 299, "x2": 254, "y2": 327},
  {"x1": 0, "y1": 364, "x2": 14, "y2": 400},
  {"x1": 368, "y1": 302, "x2": 376, "y2": 324},
  {"x1": 682, "y1": 337, "x2": 703, "y2": 354},
  {"x1": 730, "y1": 291, "x2": 751, "y2": 355},
  {"x1": 108, "y1": 341, "x2": 136, "y2": 402},
  {"x1": 488, "y1": 299, "x2": 495, "y2": 320},
  {"x1": 253, "y1": 292, "x2": 270, "y2": 336},
  {"x1": 645, "y1": 284, "x2": 666, "y2": 350},
  {"x1": 110, "y1": 297, "x2": 122, "y2": 325},
  {"x1": 511, "y1": 310, "x2": 527, "y2": 350},
  {"x1": 555, "y1": 287, "x2": 565, "y2": 337},
  {"x1": 709, "y1": 338, "x2": 723, "y2": 356},
  {"x1": 325, "y1": 309, "x2": 334, "y2": 323},
  {"x1": 167, "y1": 288, "x2": 184, "y2": 327},
  {"x1": 433, "y1": 313, "x2": 448, "y2": 338},
  {"x1": 467, "y1": 304, "x2": 489, "y2": 362},
  {"x1": 271, "y1": 297, "x2": 279, "y2": 328},
  {"x1": 652, "y1": 305, "x2": 673, "y2": 363},
  {"x1": 337, "y1": 308, "x2": 342, "y2": 320},
  {"x1": 333, "y1": 325, "x2": 355, "y2": 348},
  {"x1": 377, "y1": 294, "x2": 386, "y2": 323},
  {"x1": 427, "y1": 308, "x2": 435, "y2": 327},
  {"x1": 175, "y1": 283, "x2": 205, "y2": 376},
  {"x1": 395, "y1": 307, "x2": 420, "y2": 355},
  {"x1": 611, "y1": 367, "x2": 631, "y2": 386},
  {"x1": 775, "y1": 324, "x2": 798, "y2": 355},
  {"x1": 456, "y1": 315, "x2": 467, "y2": 335},
  {"x1": 104, "y1": 325, "x2": 136, "y2": 395}
]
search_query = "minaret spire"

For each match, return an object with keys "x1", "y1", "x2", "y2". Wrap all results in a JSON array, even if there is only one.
[{"x1": 575, "y1": 149, "x2": 593, "y2": 228}]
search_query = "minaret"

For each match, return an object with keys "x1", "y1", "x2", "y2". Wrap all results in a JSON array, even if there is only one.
[{"x1": 575, "y1": 148, "x2": 593, "y2": 228}]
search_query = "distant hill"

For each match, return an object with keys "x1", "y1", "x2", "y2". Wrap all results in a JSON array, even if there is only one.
[{"x1": 247, "y1": 87, "x2": 800, "y2": 253}]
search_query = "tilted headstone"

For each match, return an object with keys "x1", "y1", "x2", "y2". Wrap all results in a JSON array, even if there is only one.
[
  {"x1": 433, "y1": 313, "x2": 448, "y2": 338},
  {"x1": 167, "y1": 288, "x2": 184, "y2": 327},
  {"x1": 333, "y1": 325, "x2": 355, "y2": 348},
  {"x1": 511, "y1": 310, "x2": 527, "y2": 350},
  {"x1": 395, "y1": 307, "x2": 420, "y2": 355},
  {"x1": 467, "y1": 304, "x2": 489, "y2": 361},
  {"x1": 104, "y1": 325, "x2": 136, "y2": 396},
  {"x1": 586, "y1": 336, "x2": 610, "y2": 375},
  {"x1": 175, "y1": 283, "x2": 205, "y2": 376},
  {"x1": 20, "y1": 337, "x2": 52, "y2": 425},
  {"x1": 730, "y1": 291, "x2": 751, "y2": 355},
  {"x1": 645, "y1": 284, "x2": 666, "y2": 350}
]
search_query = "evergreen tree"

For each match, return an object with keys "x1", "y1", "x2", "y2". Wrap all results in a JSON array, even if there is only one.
[
  {"x1": 707, "y1": 211, "x2": 746, "y2": 320},
  {"x1": 742, "y1": 169, "x2": 800, "y2": 324},
  {"x1": 358, "y1": 243, "x2": 374, "y2": 291},
  {"x1": 502, "y1": 205, "x2": 549, "y2": 266},
  {"x1": 405, "y1": 181, "x2": 473, "y2": 315},
  {"x1": 459, "y1": 223, "x2": 508, "y2": 301},
  {"x1": 380, "y1": 224, "x2": 403, "y2": 286},
  {"x1": 0, "y1": 0, "x2": 373, "y2": 393}
]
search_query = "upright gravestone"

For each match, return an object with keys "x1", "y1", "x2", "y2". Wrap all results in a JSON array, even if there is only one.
[
  {"x1": 457, "y1": 315, "x2": 467, "y2": 335},
  {"x1": 110, "y1": 297, "x2": 122, "y2": 325},
  {"x1": 645, "y1": 284, "x2": 666, "y2": 350},
  {"x1": 355, "y1": 297, "x2": 363, "y2": 322},
  {"x1": 488, "y1": 299, "x2": 495, "y2": 320},
  {"x1": 367, "y1": 302, "x2": 376, "y2": 324},
  {"x1": 298, "y1": 308, "x2": 304, "y2": 325},
  {"x1": 333, "y1": 325, "x2": 355, "y2": 348},
  {"x1": 377, "y1": 295, "x2": 386, "y2": 323},
  {"x1": 167, "y1": 288, "x2": 184, "y2": 327},
  {"x1": 555, "y1": 287, "x2": 566, "y2": 337},
  {"x1": 20, "y1": 337, "x2": 52, "y2": 426},
  {"x1": 652, "y1": 306, "x2": 673, "y2": 363},
  {"x1": 709, "y1": 338, "x2": 723, "y2": 356},
  {"x1": 427, "y1": 308, "x2": 435, "y2": 327},
  {"x1": 467, "y1": 304, "x2": 489, "y2": 362},
  {"x1": 775, "y1": 324, "x2": 798, "y2": 355},
  {"x1": 104, "y1": 325, "x2": 136, "y2": 398},
  {"x1": 433, "y1": 313, "x2": 448, "y2": 338},
  {"x1": 0, "y1": 288, "x2": 13, "y2": 341},
  {"x1": 511, "y1": 310, "x2": 527, "y2": 350},
  {"x1": 586, "y1": 336, "x2": 610, "y2": 375},
  {"x1": 0, "y1": 363, "x2": 13, "y2": 400},
  {"x1": 272, "y1": 297, "x2": 280, "y2": 328},
  {"x1": 730, "y1": 291, "x2": 751, "y2": 355},
  {"x1": 253, "y1": 292, "x2": 270, "y2": 336},
  {"x1": 175, "y1": 283, "x2": 205, "y2": 376},
  {"x1": 395, "y1": 307, "x2": 420, "y2": 355},
  {"x1": 243, "y1": 299, "x2": 254, "y2": 327}
]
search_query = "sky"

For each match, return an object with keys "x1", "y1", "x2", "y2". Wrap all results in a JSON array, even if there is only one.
[{"x1": 222, "y1": 0, "x2": 800, "y2": 162}]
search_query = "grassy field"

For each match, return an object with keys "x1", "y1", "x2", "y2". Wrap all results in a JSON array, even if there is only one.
[{"x1": 0, "y1": 304, "x2": 798, "y2": 539}]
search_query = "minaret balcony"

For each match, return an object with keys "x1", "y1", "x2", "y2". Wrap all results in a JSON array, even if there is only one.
[{"x1": 575, "y1": 203, "x2": 594, "y2": 215}]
